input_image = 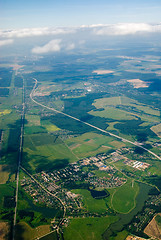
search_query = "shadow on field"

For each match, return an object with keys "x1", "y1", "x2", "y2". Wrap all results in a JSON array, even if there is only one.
[
  {"x1": 15, "y1": 224, "x2": 26, "y2": 240},
  {"x1": 22, "y1": 152, "x2": 69, "y2": 173},
  {"x1": 35, "y1": 158, "x2": 69, "y2": 172}
]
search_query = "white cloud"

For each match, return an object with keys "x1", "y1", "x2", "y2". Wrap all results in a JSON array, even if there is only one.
[
  {"x1": 0, "y1": 39, "x2": 14, "y2": 46},
  {"x1": 0, "y1": 27, "x2": 76, "y2": 39},
  {"x1": 1, "y1": 23, "x2": 161, "y2": 40},
  {"x1": 66, "y1": 43, "x2": 75, "y2": 50},
  {"x1": 32, "y1": 39, "x2": 62, "y2": 54},
  {"x1": 92, "y1": 23, "x2": 161, "y2": 35}
]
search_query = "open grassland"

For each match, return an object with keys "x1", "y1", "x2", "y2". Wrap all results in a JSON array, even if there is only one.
[
  {"x1": 63, "y1": 216, "x2": 118, "y2": 240},
  {"x1": 111, "y1": 180, "x2": 139, "y2": 214},
  {"x1": 89, "y1": 106, "x2": 137, "y2": 121},
  {"x1": 66, "y1": 132, "x2": 113, "y2": 158},
  {"x1": 24, "y1": 126, "x2": 47, "y2": 135},
  {"x1": 24, "y1": 134, "x2": 62, "y2": 147},
  {"x1": 110, "y1": 230, "x2": 129, "y2": 240},
  {"x1": 23, "y1": 134, "x2": 77, "y2": 171},
  {"x1": 25, "y1": 114, "x2": 41, "y2": 126},
  {"x1": 94, "y1": 170, "x2": 111, "y2": 178},
  {"x1": 151, "y1": 123, "x2": 161, "y2": 137},
  {"x1": 106, "y1": 122, "x2": 120, "y2": 131},
  {"x1": 41, "y1": 119, "x2": 61, "y2": 132},
  {"x1": 146, "y1": 161, "x2": 161, "y2": 176},
  {"x1": 40, "y1": 231, "x2": 57, "y2": 240},
  {"x1": 0, "y1": 165, "x2": 10, "y2": 184},
  {"x1": 109, "y1": 140, "x2": 125, "y2": 148},
  {"x1": 90, "y1": 96, "x2": 160, "y2": 123},
  {"x1": 0, "y1": 111, "x2": 21, "y2": 130},
  {"x1": 15, "y1": 222, "x2": 50, "y2": 240},
  {"x1": 36, "y1": 144, "x2": 77, "y2": 161},
  {"x1": 72, "y1": 189, "x2": 108, "y2": 213},
  {"x1": 0, "y1": 184, "x2": 14, "y2": 209},
  {"x1": 23, "y1": 143, "x2": 77, "y2": 171}
]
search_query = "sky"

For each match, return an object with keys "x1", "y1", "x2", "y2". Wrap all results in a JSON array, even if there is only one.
[
  {"x1": 0, "y1": 0, "x2": 161, "y2": 29},
  {"x1": 0, "y1": 0, "x2": 161, "y2": 55}
]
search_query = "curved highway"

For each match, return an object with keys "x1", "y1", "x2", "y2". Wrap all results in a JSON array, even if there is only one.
[{"x1": 30, "y1": 78, "x2": 161, "y2": 161}]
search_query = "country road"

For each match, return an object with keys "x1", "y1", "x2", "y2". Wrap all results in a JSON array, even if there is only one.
[
  {"x1": 12, "y1": 76, "x2": 25, "y2": 240},
  {"x1": 31, "y1": 78, "x2": 161, "y2": 161}
]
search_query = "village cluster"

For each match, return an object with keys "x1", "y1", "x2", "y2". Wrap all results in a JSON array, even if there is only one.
[{"x1": 20, "y1": 148, "x2": 151, "y2": 218}]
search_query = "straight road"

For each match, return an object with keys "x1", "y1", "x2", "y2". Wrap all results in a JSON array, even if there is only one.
[
  {"x1": 31, "y1": 78, "x2": 161, "y2": 161},
  {"x1": 12, "y1": 76, "x2": 25, "y2": 240},
  {"x1": 20, "y1": 166, "x2": 66, "y2": 237}
]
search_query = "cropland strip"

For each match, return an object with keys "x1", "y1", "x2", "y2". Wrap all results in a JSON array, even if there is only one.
[{"x1": 30, "y1": 79, "x2": 161, "y2": 162}]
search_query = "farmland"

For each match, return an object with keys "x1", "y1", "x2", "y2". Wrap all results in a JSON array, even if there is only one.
[
  {"x1": 0, "y1": 44, "x2": 161, "y2": 240},
  {"x1": 63, "y1": 216, "x2": 118, "y2": 240},
  {"x1": 15, "y1": 222, "x2": 50, "y2": 240}
]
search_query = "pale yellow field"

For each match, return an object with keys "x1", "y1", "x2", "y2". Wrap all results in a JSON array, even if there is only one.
[
  {"x1": 0, "y1": 110, "x2": 11, "y2": 116},
  {"x1": 127, "y1": 79, "x2": 149, "y2": 88},
  {"x1": 0, "y1": 165, "x2": 10, "y2": 184},
  {"x1": 0, "y1": 221, "x2": 10, "y2": 240},
  {"x1": 45, "y1": 124, "x2": 60, "y2": 132}
]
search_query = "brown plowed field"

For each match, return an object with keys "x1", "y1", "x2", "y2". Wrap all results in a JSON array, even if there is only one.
[{"x1": 144, "y1": 214, "x2": 161, "y2": 240}]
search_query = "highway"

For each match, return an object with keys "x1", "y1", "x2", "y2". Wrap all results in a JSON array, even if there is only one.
[
  {"x1": 31, "y1": 78, "x2": 161, "y2": 161},
  {"x1": 12, "y1": 76, "x2": 25, "y2": 240}
]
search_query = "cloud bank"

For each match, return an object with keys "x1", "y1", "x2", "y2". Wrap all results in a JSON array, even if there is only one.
[
  {"x1": 91, "y1": 23, "x2": 161, "y2": 35},
  {"x1": 0, "y1": 39, "x2": 14, "y2": 46},
  {"x1": 0, "y1": 27, "x2": 75, "y2": 39},
  {"x1": 32, "y1": 39, "x2": 62, "y2": 54},
  {"x1": 1, "y1": 23, "x2": 161, "y2": 40}
]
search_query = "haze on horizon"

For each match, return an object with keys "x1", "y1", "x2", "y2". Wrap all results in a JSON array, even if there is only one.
[
  {"x1": 0, "y1": 0, "x2": 161, "y2": 29},
  {"x1": 0, "y1": 0, "x2": 161, "y2": 57}
]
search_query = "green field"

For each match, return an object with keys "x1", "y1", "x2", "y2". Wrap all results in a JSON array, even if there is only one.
[
  {"x1": 110, "y1": 230, "x2": 129, "y2": 240},
  {"x1": 66, "y1": 132, "x2": 114, "y2": 158},
  {"x1": 63, "y1": 216, "x2": 118, "y2": 240},
  {"x1": 25, "y1": 114, "x2": 41, "y2": 126},
  {"x1": 111, "y1": 180, "x2": 139, "y2": 214},
  {"x1": 92, "y1": 96, "x2": 160, "y2": 116},
  {"x1": 155, "y1": 214, "x2": 161, "y2": 228},
  {"x1": 40, "y1": 231, "x2": 57, "y2": 240},
  {"x1": 90, "y1": 96, "x2": 160, "y2": 123},
  {"x1": 72, "y1": 189, "x2": 108, "y2": 213},
  {"x1": 0, "y1": 184, "x2": 15, "y2": 209},
  {"x1": 23, "y1": 135, "x2": 78, "y2": 171},
  {"x1": 89, "y1": 106, "x2": 137, "y2": 121}
]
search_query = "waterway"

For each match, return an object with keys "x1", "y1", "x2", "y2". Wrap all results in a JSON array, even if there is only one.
[
  {"x1": 103, "y1": 183, "x2": 152, "y2": 239},
  {"x1": 90, "y1": 189, "x2": 109, "y2": 199}
]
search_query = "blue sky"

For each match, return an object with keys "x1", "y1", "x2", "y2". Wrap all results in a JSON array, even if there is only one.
[{"x1": 0, "y1": 0, "x2": 161, "y2": 29}]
